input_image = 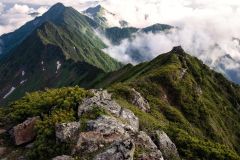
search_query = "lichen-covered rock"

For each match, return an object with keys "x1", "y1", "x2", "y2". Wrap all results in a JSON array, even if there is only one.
[
  {"x1": 78, "y1": 89, "x2": 121, "y2": 117},
  {"x1": 78, "y1": 89, "x2": 139, "y2": 133},
  {"x1": 130, "y1": 89, "x2": 150, "y2": 112},
  {"x1": 87, "y1": 115, "x2": 130, "y2": 137},
  {"x1": 55, "y1": 122, "x2": 80, "y2": 143},
  {"x1": 13, "y1": 116, "x2": 40, "y2": 145},
  {"x1": 94, "y1": 139, "x2": 135, "y2": 160},
  {"x1": 134, "y1": 131, "x2": 164, "y2": 160},
  {"x1": 52, "y1": 155, "x2": 74, "y2": 160},
  {"x1": 155, "y1": 130, "x2": 180, "y2": 160},
  {"x1": 119, "y1": 108, "x2": 139, "y2": 132},
  {"x1": 73, "y1": 131, "x2": 125, "y2": 154}
]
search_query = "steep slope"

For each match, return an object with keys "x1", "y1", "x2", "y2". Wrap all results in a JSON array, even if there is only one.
[
  {"x1": 1, "y1": 47, "x2": 240, "y2": 160},
  {"x1": 93, "y1": 46, "x2": 240, "y2": 159},
  {"x1": 0, "y1": 3, "x2": 66, "y2": 55},
  {"x1": 0, "y1": 3, "x2": 122, "y2": 105}
]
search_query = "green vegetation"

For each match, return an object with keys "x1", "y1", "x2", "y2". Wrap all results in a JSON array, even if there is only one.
[
  {"x1": 0, "y1": 4, "x2": 122, "y2": 105},
  {"x1": 2, "y1": 47, "x2": 240, "y2": 159},
  {"x1": 79, "y1": 106, "x2": 108, "y2": 132},
  {"x1": 96, "y1": 48, "x2": 240, "y2": 159},
  {"x1": 4, "y1": 87, "x2": 90, "y2": 159}
]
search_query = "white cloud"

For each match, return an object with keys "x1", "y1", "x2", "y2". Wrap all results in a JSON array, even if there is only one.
[{"x1": 0, "y1": 3, "x2": 48, "y2": 35}]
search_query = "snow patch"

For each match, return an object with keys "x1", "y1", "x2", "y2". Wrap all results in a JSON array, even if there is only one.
[
  {"x1": 20, "y1": 80, "x2": 27, "y2": 84},
  {"x1": 22, "y1": 70, "x2": 25, "y2": 76},
  {"x1": 41, "y1": 61, "x2": 44, "y2": 65},
  {"x1": 56, "y1": 61, "x2": 61, "y2": 73},
  {"x1": 42, "y1": 68, "x2": 45, "y2": 71},
  {"x1": 3, "y1": 87, "x2": 16, "y2": 99}
]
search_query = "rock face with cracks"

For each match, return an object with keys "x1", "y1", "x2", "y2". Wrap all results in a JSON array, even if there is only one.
[
  {"x1": 13, "y1": 116, "x2": 40, "y2": 145},
  {"x1": 130, "y1": 88, "x2": 150, "y2": 112}
]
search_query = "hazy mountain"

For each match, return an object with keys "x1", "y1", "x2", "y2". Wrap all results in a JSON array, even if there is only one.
[{"x1": 83, "y1": 4, "x2": 129, "y2": 27}]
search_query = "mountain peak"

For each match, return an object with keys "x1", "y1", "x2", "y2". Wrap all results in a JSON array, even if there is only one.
[
  {"x1": 46, "y1": 2, "x2": 66, "y2": 16},
  {"x1": 85, "y1": 5, "x2": 104, "y2": 14},
  {"x1": 171, "y1": 46, "x2": 185, "y2": 54},
  {"x1": 51, "y1": 2, "x2": 65, "y2": 9}
]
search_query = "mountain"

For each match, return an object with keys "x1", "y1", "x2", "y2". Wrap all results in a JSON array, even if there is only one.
[
  {"x1": 92, "y1": 46, "x2": 240, "y2": 159},
  {"x1": 104, "y1": 23, "x2": 173, "y2": 45},
  {"x1": 213, "y1": 54, "x2": 240, "y2": 84},
  {"x1": 0, "y1": 3, "x2": 66, "y2": 55},
  {"x1": 83, "y1": 5, "x2": 129, "y2": 27},
  {"x1": 1, "y1": 46, "x2": 240, "y2": 160},
  {"x1": 0, "y1": 3, "x2": 122, "y2": 105}
]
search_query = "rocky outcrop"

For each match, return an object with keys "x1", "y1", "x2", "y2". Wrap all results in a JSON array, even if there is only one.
[
  {"x1": 52, "y1": 155, "x2": 74, "y2": 160},
  {"x1": 155, "y1": 130, "x2": 180, "y2": 160},
  {"x1": 13, "y1": 116, "x2": 40, "y2": 145},
  {"x1": 134, "y1": 131, "x2": 164, "y2": 160},
  {"x1": 73, "y1": 131, "x2": 121, "y2": 154},
  {"x1": 78, "y1": 89, "x2": 122, "y2": 117},
  {"x1": 179, "y1": 68, "x2": 187, "y2": 79},
  {"x1": 78, "y1": 89, "x2": 139, "y2": 132},
  {"x1": 55, "y1": 122, "x2": 80, "y2": 143},
  {"x1": 130, "y1": 89, "x2": 150, "y2": 112},
  {"x1": 94, "y1": 139, "x2": 135, "y2": 160},
  {"x1": 87, "y1": 115, "x2": 131, "y2": 136},
  {"x1": 8, "y1": 89, "x2": 176, "y2": 160}
]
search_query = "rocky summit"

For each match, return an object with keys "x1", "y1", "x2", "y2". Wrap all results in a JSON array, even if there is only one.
[{"x1": 0, "y1": 88, "x2": 180, "y2": 159}]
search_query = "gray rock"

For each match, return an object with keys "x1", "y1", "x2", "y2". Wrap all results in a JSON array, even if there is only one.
[
  {"x1": 155, "y1": 130, "x2": 180, "y2": 160},
  {"x1": 179, "y1": 68, "x2": 187, "y2": 79},
  {"x1": 87, "y1": 115, "x2": 130, "y2": 136},
  {"x1": 73, "y1": 131, "x2": 125, "y2": 154},
  {"x1": 120, "y1": 108, "x2": 139, "y2": 132},
  {"x1": 13, "y1": 116, "x2": 40, "y2": 145},
  {"x1": 52, "y1": 155, "x2": 74, "y2": 160},
  {"x1": 94, "y1": 139, "x2": 135, "y2": 160},
  {"x1": 78, "y1": 89, "x2": 139, "y2": 133},
  {"x1": 130, "y1": 89, "x2": 150, "y2": 112},
  {"x1": 134, "y1": 131, "x2": 164, "y2": 160},
  {"x1": 78, "y1": 90, "x2": 121, "y2": 117},
  {"x1": 55, "y1": 122, "x2": 80, "y2": 143},
  {"x1": 0, "y1": 147, "x2": 7, "y2": 157}
]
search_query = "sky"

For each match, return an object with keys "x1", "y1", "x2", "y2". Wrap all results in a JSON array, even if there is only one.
[{"x1": 1, "y1": 0, "x2": 240, "y2": 81}]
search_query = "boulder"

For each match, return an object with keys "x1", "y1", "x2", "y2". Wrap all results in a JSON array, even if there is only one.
[
  {"x1": 55, "y1": 122, "x2": 80, "y2": 143},
  {"x1": 94, "y1": 139, "x2": 135, "y2": 160},
  {"x1": 13, "y1": 116, "x2": 40, "y2": 145},
  {"x1": 155, "y1": 130, "x2": 180, "y2": 160},
  {"x1": 130, "y1": 89, "x2": 150, "y2": 112},
  {"x1": 119, "y1": 108, "x2": 139, "y2": 132},
  {"x1": 78, "y1": 90, "x2": 121, "y2": 117},
  {"x1": 0, "y1": 147, "x2": 7, "y2": 157},
  {"x1": 52, "y1": 155, "x2": 74, "y2": 160},
  {"x1": 134, "y1": 131, "x2": 163, "y2": 160},
  {"x1": 73, "y1": 131, "x2": 125, "y2": 154},
  {"x1": 87, "y1": 115, "x2": 130, "y2": 137},
  {"x1": 79, "y1": 90, "x2": 139, "y2": 133},
  {"x1": 0, "y1": 129, "x2": 6, "y2": 135}
]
